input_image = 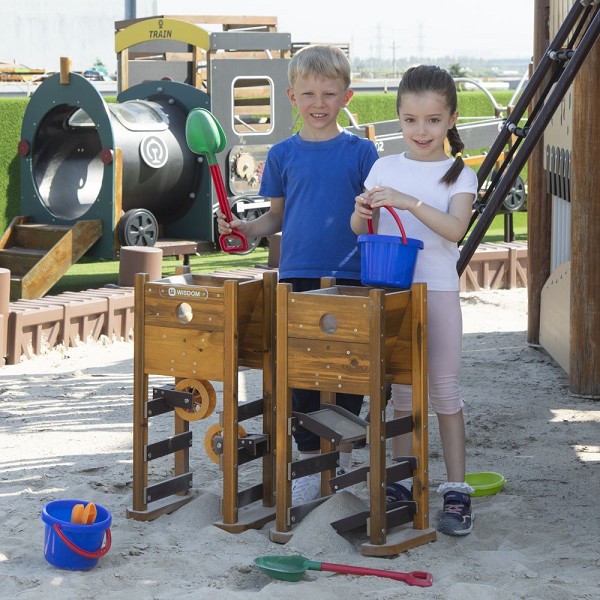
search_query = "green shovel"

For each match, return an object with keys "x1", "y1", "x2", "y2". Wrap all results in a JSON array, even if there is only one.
[
  {"x1": 254, "y1": 554, "x2": 433, "y2": 587},
  {"x1": 185, "y1": 107, "x2": 249, "y2": 253}
]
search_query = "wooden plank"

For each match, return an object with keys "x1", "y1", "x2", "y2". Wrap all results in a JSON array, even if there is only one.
[
  {"x1": 143, "y1": 325, "x2": 224, "y2": 379},
  {"x1": 527, "y1": 0, "x2": 552, "y2": 345},
  {"x1": 221, "y1": 280, "x2": 240, "y2": 525},
  {"x1": 570, "y1": 26, "x2": 600, "y2": 396},
  {"x1": 286, "y1": 337, "x2": 371, "y2": 395}
]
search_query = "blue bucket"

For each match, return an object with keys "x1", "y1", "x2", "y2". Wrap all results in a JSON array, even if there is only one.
[
  {"x1": 358, "y1": 207, "x2": 423, "y2": 289},
  {"x1": 41, "y1": 499, "x2": 112, "y2": 570}
]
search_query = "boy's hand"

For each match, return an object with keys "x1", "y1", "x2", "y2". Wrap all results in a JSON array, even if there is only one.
[
  {"x1": 354, "y1": 193, "x2": 374, "y2": 221},
  {"x1": 216, "y1": 209, "x2": 245, "y2": 234}
]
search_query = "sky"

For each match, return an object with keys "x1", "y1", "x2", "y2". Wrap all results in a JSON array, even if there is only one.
[{"x1": 154, "y1": 0, "x2": 536, "y2": 61}]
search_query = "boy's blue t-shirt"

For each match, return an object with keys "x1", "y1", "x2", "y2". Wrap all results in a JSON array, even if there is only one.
[{"x1": 259, "y1": 130, "x2": 378, "y2": 280}]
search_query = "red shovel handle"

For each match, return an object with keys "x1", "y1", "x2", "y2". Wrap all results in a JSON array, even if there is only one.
[
  {"x1": 367, "y1": 205, "x2": 408, "y2": 244},
  {"x1": 320, "y1": 562, "x2": 433, "y2": 587},
  {"x1": 209, "y1": 164, "x2": 249, "y2": 253},
  {"x1": 210, "y1": 164, "x2": 235, "y2": 221},
  {"x1": 53, "y1": 523, "x2": 112, "y2": 559}
]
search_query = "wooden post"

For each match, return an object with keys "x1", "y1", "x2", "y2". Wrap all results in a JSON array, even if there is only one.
[
  {"x1": 570, "y1": 26, "x2": 600, "y2": 397},
  {"x1": 59, "y1": 57, "x2": 71, "y2": 84},
  {"x1": 527, "y1": 0, "x2": 552, "y2": 345},
  {"x1": 131, "y1": 273, "x2": 149, "y2": 513}
]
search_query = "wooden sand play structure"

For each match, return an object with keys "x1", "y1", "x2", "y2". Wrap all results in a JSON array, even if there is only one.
[
  {"x1": 126, "y1": 270, "x2": 437, "y2": 554},
  {"x1": 269, "y1": 281, "x2": 436, "y2": 556},
  {"x1": 127, "y1": 270, "x2": 277, "y2": 532}
]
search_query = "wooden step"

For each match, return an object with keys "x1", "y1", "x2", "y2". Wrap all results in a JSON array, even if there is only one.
[
  {"x1": 13, "y1": 223, "x2": 74, "y2": 250},
  {"x1": 0, "y1": 248, "x2": 46, "y2": 275}
]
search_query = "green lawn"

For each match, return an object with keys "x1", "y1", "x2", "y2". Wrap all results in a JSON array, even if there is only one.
[
  {"x1": 470, "y1": 211, "x2": 527, "y2": 243},
  {"x1": 47, "y1": 211, "x2": 526, "y2": 295}
]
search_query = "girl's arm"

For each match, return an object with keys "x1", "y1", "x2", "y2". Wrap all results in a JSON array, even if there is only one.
[
  {"x1": 217, "y1": 197, "x2": 285, "y2": 238},
  {"x1": 365, "y1": 187, "x2": 474, "y2": 243}
]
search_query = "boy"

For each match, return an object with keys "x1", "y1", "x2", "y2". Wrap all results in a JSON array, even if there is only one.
[{"x1": 217, "y1": 44, "x2": 378, "y2": 503}]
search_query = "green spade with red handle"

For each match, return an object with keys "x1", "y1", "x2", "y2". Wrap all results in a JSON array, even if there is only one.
[
  {"x1": 185, "y1": 107, "x2": 249, "y2": 253},
  {"x1": 254, "y1": 554, "x2": 433, "y2": 587}
]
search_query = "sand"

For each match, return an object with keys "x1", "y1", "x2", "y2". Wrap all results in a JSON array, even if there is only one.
[{"x1": 1, "y1": 287, "x2": 599, "y2": 599}]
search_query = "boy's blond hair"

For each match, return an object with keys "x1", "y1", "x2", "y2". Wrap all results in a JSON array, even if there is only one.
[{"x1": 288, "y1": 44, "x2": 352, "y2": 89}]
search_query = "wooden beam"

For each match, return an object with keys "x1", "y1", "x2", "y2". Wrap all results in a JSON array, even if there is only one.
[
  {"x1": 527, "y1": 0, "x2": 551, "y2": 345},
  {"x1": 570, "y1": 22, "x2": 600, "y2": 397}
]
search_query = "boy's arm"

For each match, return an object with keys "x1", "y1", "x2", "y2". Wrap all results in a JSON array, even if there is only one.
[{"x1": 217, "y1": 197, "x2": 284, "y2": 238}]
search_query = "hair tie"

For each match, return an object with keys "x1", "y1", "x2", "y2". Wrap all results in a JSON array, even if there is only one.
[{"x1": 454, "y1": 152, "x2": 463, "y2": 159}]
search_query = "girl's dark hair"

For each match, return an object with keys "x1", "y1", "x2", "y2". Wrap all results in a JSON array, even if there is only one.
[{"x1": 396, "y1": 65, "x2": 465, "y2": 185}]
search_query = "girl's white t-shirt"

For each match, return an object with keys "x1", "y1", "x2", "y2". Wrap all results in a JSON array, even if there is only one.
[{"x1": 364, "y1": 152, "x2": 478, "y2": 291}]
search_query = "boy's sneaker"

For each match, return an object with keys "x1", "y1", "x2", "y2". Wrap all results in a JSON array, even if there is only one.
[
  {"x1": 292, "y1": 473, "x2": 320, "y2": 504},
  {"x1": 386, "y1": 482, "x2": 413, "y2": 505},
  {"x1": 437, "y1": 491, "x2": 473, "y2": 536}
]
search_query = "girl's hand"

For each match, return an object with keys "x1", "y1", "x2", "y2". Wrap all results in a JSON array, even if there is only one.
[
  {"x1": 366, "y1": 186, "x2": 417, "y2": 211},
  {"x1": 216, "y1": 210, "x2": 245, "y2": 234}
]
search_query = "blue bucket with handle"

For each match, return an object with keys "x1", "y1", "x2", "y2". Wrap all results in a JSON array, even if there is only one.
[
  {"x1": 358, "y1": 206, "x2": 423, "y2": 289},
  {"x1": 41, "y1": 499, "x2": 112, "y2": 570}
]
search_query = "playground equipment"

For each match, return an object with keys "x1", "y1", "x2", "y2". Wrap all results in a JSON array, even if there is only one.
[
  {"x1": 455, "y1": 0, "x2": 600, "y2": 396},
  {"x1": 7, "y1": 16, "x2": 292, "y2": 301},
  {"x1": 114, "y1": 15, "x2": 292, "y2": 248},
  {"x1": 270, "y1": 280, "x2": 436, "y2": 556},
  {"x1": 127, "y1": 269, "x2": 277, "y2": 531},
  {"x1": 6, "y1": 13, "x2": 532, "y2": 303}
]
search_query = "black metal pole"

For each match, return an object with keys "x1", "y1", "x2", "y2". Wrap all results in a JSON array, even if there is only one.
[{"x1": 458, "y1": 5, "x2": 600, "y2": 275}]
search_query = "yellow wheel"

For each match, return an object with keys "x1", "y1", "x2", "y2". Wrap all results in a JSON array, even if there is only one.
[
  {"x1": 204, "y1": 423, "x2": 247, "y2": 464},
  {"x1": 173, "y1": 378, "x2": 217, "y2": 422}
]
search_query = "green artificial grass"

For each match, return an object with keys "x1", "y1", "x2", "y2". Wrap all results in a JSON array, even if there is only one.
[{"x1": 46, "y1": 209, "x2": 526, "y2": 295}]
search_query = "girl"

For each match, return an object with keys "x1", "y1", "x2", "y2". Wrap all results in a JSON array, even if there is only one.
[{"x1": 351, "y1": 65, "x2": 478, "y2": 536}]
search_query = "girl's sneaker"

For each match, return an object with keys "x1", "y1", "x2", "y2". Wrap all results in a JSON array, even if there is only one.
[{"x1": 437, "y1": 491, "x2": 473, "y2": 536}]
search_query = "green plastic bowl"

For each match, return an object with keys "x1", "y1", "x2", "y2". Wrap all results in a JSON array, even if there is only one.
[{"x1": 465, "y1": 472, "x2": 506, "y2": 497}]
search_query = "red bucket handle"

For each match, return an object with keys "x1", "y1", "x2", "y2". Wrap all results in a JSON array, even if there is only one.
[
  {"x1": 53, "y1": 523, "x2": 112, "y2": 559},
  {"x1": 367, "y1": 206, "x2": 408, "y2": 244}
]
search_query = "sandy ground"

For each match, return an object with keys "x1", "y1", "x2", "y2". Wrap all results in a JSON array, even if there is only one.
[{"x1": 1, "y1": 287, "x2": 599, "y2": 599}]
